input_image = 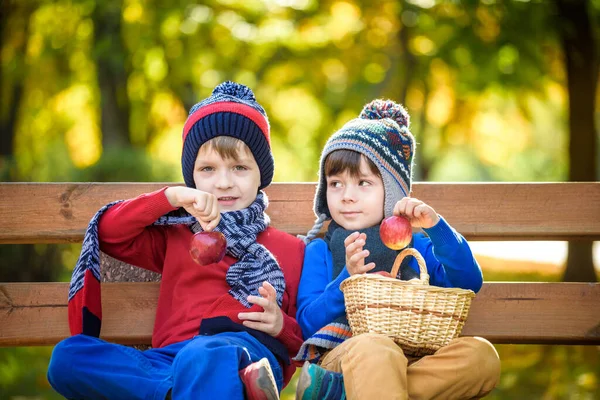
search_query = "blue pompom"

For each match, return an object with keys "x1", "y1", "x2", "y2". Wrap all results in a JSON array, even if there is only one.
[{"x1": 212, "y1": 81, "x2": 256, "y2": 101}]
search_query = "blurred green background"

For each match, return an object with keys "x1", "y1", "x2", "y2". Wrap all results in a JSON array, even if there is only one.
[{"x1": 0, "y1": 0, "x2": 598, "y2": 398}]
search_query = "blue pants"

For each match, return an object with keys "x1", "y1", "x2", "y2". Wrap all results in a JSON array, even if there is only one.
[{"x1": 47, "y1": 332, "x2": 283, "y2": 400}]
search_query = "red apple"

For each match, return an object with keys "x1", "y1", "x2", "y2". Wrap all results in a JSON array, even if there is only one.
[
  {"x1": 380, "y1": 215, "x2": 412, "y2": 250},
  {"x1": 189, "y1": 231, "x2": 227, "y2": 265},
  {"x1": 373, "y1": 271, "x2": 392, "y2": 278}
]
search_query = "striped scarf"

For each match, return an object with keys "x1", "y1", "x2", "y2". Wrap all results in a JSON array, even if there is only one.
[
  {"x1": 68, "y1": 191, "x2": 285, "y2": 338},
  {"x1": 294, "y1": 221, "x2": 417, "y2": 363}
]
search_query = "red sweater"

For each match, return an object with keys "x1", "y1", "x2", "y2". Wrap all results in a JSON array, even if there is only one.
[{"x1": 98, "y1": 187, "x2": 305, "y2": 385}]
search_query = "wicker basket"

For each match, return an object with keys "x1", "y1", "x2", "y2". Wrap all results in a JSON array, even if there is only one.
[{"x1": 340, "y1": 248, "x2": 475, "y2": 356}]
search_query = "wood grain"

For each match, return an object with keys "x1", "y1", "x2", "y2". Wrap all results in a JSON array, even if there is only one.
[
  {"x1": 1, "y1": 282, "x2": 598, "y2": 346},
  {"x1": 0, "y1": 182, "x2": 599, "y2": 243}
]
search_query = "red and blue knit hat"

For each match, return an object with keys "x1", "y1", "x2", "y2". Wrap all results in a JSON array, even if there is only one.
[{"x1": 182, "y1": 81, "x2": 273, "y2": 189}]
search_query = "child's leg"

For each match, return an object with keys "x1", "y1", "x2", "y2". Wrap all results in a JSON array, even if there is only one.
[
  {"x1": 171, "y1": 331, "x2": 283, "y2": 399},
  {"x1": 320, "y1": 333, "x2": 409, "y2": 400},
  {"x1": 406, "y1": 337, "x2": 500, "y2": 400},
  {"x1": 47, "y1": 334, "x2": 181, "y2": 400}
]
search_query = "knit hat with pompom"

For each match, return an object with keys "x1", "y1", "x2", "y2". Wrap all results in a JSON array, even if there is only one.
[
  {"x1": 181, "y1": 81, "x2": 273, "y2": 189},
  {"x1": 302, "y1": 99, "x2": 416, "y2": 242}
]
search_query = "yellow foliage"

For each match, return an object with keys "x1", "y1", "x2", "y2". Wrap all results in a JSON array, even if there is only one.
[
  {"x1": 546, "y1": 81, "x2": 566, "y2": 106},
  {"x1": 322, "y1": 58, "x2": 348, "y2": 86},
  {"x1": 148, "y1": 92, "x2": 187, "y2": 166},
  {"x1": 76, "y1": 19, "x2": 94, "y2": 41},
  {"x1": 65, "y1": 122, "x2": 102, "y2": 168},
  {"x1": 271, "y1": 87, "x2": 324, "y2": 133},
  {"x1": 201, "y1": 70, "x2": 224, "y2": 89},
  {"x1": 329, "y1": 2, "x2": 362, "y2": 41},
  {"x1": 149, "y1": 124, "x2": 185, "y2": 168},
  {"x1": 151, "y1": 92, "x2": 187, "y2": 126},
  {"x1": 366, "y1": 28, "x2": 390, "y2": 48},
  {"x1": 265, "y1": 63, "x2": 305, "y2": 86},
  {"x1": 475, "y1": 5, "x2": 500, "y2": 43},
  {"x1": 161, "y1": 13, "x2": 183, "y2": 39},
  {"x1": 54, "y1": 85, "x2": 102, "y2": 168},
  {"x1": 144, "y1": 47, "x2": 168, "y2": 82},
  {"x1": 364, "y1": 62, "x2": 386, "y2": 83},
  {"x1": 123, "y1": 2, "x2": 144, "y2": 23},
  {"x1": 234, "y1": 70, "x2": 258, "y2": 89},
  {"x1": 426, "y1": 60, "x2": 455, "y2": 127},
  {"x1": 407, "y1": 84, "x2": 425, "y2": 113},
  {"x1": 335, "y1": 109, "x2": 359, "y2": 130},
  {"x1": 426, "y1": 87, "x2": 454, "y2": 128},
  {"x1": 27, "y1": 33, "x2": 44, "y2": 59},
  {"x1": 411, "y1": 35, "x2": 436, "y2": 56},
  {"x1": 257, "y1": 18, "x2": 295, "y2": 43},
  {"x1": 128, "y1": 72, "x2": 149, "y2": 101},
  {"x1": 264, "y1": 0, "x2": 313, "y2": 10},
  {"x1": 471, "y1": 94, "x2": 531, "y2": 167}
]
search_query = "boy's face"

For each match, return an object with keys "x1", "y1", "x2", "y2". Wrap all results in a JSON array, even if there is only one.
[
  {"x1": 326, "y1": 158, "x2": 385, "y2": 231},
  {"x1": 193, "y1": 144, "x2": 261, "y2": 212}
]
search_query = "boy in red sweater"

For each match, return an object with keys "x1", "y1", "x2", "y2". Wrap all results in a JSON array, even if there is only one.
[{"x1": 47, "y1": 82, "x2": 305, "y2": 400}]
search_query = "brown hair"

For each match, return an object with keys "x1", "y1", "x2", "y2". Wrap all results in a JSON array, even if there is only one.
[
  {"x1": 324, "y1": 149, "x2": 380, "y2": 178},
  {"x1": 200, "y1": 136, "x2": 252, "y2": 161}
]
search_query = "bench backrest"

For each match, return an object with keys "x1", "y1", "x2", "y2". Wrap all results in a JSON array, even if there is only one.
[{"x1": 1, "y1": 182, "x2": 599, "y2": 346}]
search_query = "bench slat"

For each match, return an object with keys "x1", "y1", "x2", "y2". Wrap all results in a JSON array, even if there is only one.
[
  {"x1": 1, "y1": 282, "x2": 598, "y2": 347},
  {"x1": 0, "y1": 182, "x2": 599, "y2": 243}
]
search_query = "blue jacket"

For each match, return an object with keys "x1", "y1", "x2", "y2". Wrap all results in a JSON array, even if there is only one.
[{"x1": 296, "y1": 216, "x2": 483, "y2": 339}]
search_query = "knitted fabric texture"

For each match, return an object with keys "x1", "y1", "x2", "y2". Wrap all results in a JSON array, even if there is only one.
[
  {"x1": 294, "y1": 321, "x2": 352, "y2": 364},
  {"x1": 181, "y1": 81, "x2": 273, "y2": 190},
  {"x1": 294, "y1": 222, "x2": 416, "y2": 363},
  {"x1": 302, "y1": 99, "x2": 416, "y2": 244},
  {"x1": 68, "y1": 192, "x2": 285, "y2": 338}
]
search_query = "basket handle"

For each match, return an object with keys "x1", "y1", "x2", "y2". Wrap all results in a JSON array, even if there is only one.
[{"x1": 390, "y1": 248, "x2": 430, "y2": 284}]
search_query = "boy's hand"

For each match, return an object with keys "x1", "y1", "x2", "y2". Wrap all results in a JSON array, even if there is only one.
[
  {"x1": 165, "y1": 186, "x2": 221, "y2": 231},
  {"x1": 393, "y1": 197, "x2": 440, "y2": 229},
  {"x1": 238, "y1": 281, "x2": 284, "y2": 337},
  {"x1": 344, "y1": 232, "x2": 376, "y2": 275}
]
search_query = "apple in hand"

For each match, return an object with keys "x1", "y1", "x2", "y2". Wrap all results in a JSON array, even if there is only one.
[
  {"x1": 380, "y1": 215, "x2": 412, "y2": 250},
  {"x1": 189, "y1": 231, "x2": 227, "y2": 265}
]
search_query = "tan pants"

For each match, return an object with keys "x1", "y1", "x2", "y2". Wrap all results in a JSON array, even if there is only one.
[{"x1": 319, "y1": 334, "x2": 500, "y2": 400}]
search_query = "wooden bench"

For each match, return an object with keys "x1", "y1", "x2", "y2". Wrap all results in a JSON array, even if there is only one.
[{"x1": 1, "y1": 182, "x2": 599, "y2": 347}]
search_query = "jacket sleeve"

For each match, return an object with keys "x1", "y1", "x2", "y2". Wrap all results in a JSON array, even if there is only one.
[
  {"x1": 98, "y1": 187, "x2": 178, "y2": 274},
  {"x1": 419, "y1": 215, "x2": 483, "y2": 292},
  {"x1": 296, "y1": 239, "x2": 350, "y2": 339}
]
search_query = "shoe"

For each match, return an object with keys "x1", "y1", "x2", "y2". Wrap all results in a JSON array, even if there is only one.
[
  {"x1": 296, "y1": 362, "x2": 345, "y2": 400},
  {"x1": 239, "y1": 357, "x2": 280, "y2": 400}
]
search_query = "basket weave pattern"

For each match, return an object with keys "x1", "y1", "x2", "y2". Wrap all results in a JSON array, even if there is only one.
[{"x1": 340, "y1": 248, "x2": 475, "y2": 357}]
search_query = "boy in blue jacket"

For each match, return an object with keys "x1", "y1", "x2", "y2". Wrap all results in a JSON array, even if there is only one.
[{"x1": 295, "y1": 99, "x2": 500, "y2": 400}]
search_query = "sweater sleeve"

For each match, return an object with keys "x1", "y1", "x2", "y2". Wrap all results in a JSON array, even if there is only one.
[
  {"x1": 274, "y1": 238, "x2": 306, "y2": 359},
  {"x1": 418, "y1": 215, "x2": 483, "y2": 292},
  {"x1": 98, "y1": 187, "x2": 178, "y2": 274},
  {"x1": 296, "y1": 239, "x2": 350, "y2": 339},
  {"x1": 275, "y1": 311, "x2": 304, "y2": 361}
]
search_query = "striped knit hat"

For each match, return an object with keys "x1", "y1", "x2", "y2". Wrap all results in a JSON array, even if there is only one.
[
  {"x1": 303, "y1": 99, "x2": 416, "y2": 242},
  {"x1": 182, "y1": 81, "x2": 273, "y2": 189}
]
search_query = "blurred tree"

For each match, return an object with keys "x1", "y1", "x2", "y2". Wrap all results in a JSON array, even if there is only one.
[
  {"x1": 557, "y1": 0, "x2": 598, "y2": 282},
  {"x1": 0, "y1": 0, "x2": 599, "y2": 396},
  {"x1": 388, "y1": 0, "x2": 597, "y2": 281},
  {"x1": 92, "y1": 1, "x2": 132, "y2": 149},
  {"x1": 0, "y1": 244, "x2": 64, "y2": 283},
  {"x1": 0, "y1": 1, "x2": 32, "y2": 175},
  {"x1": 0, "y1": 1, "x2": 65, "y2": 284}
]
